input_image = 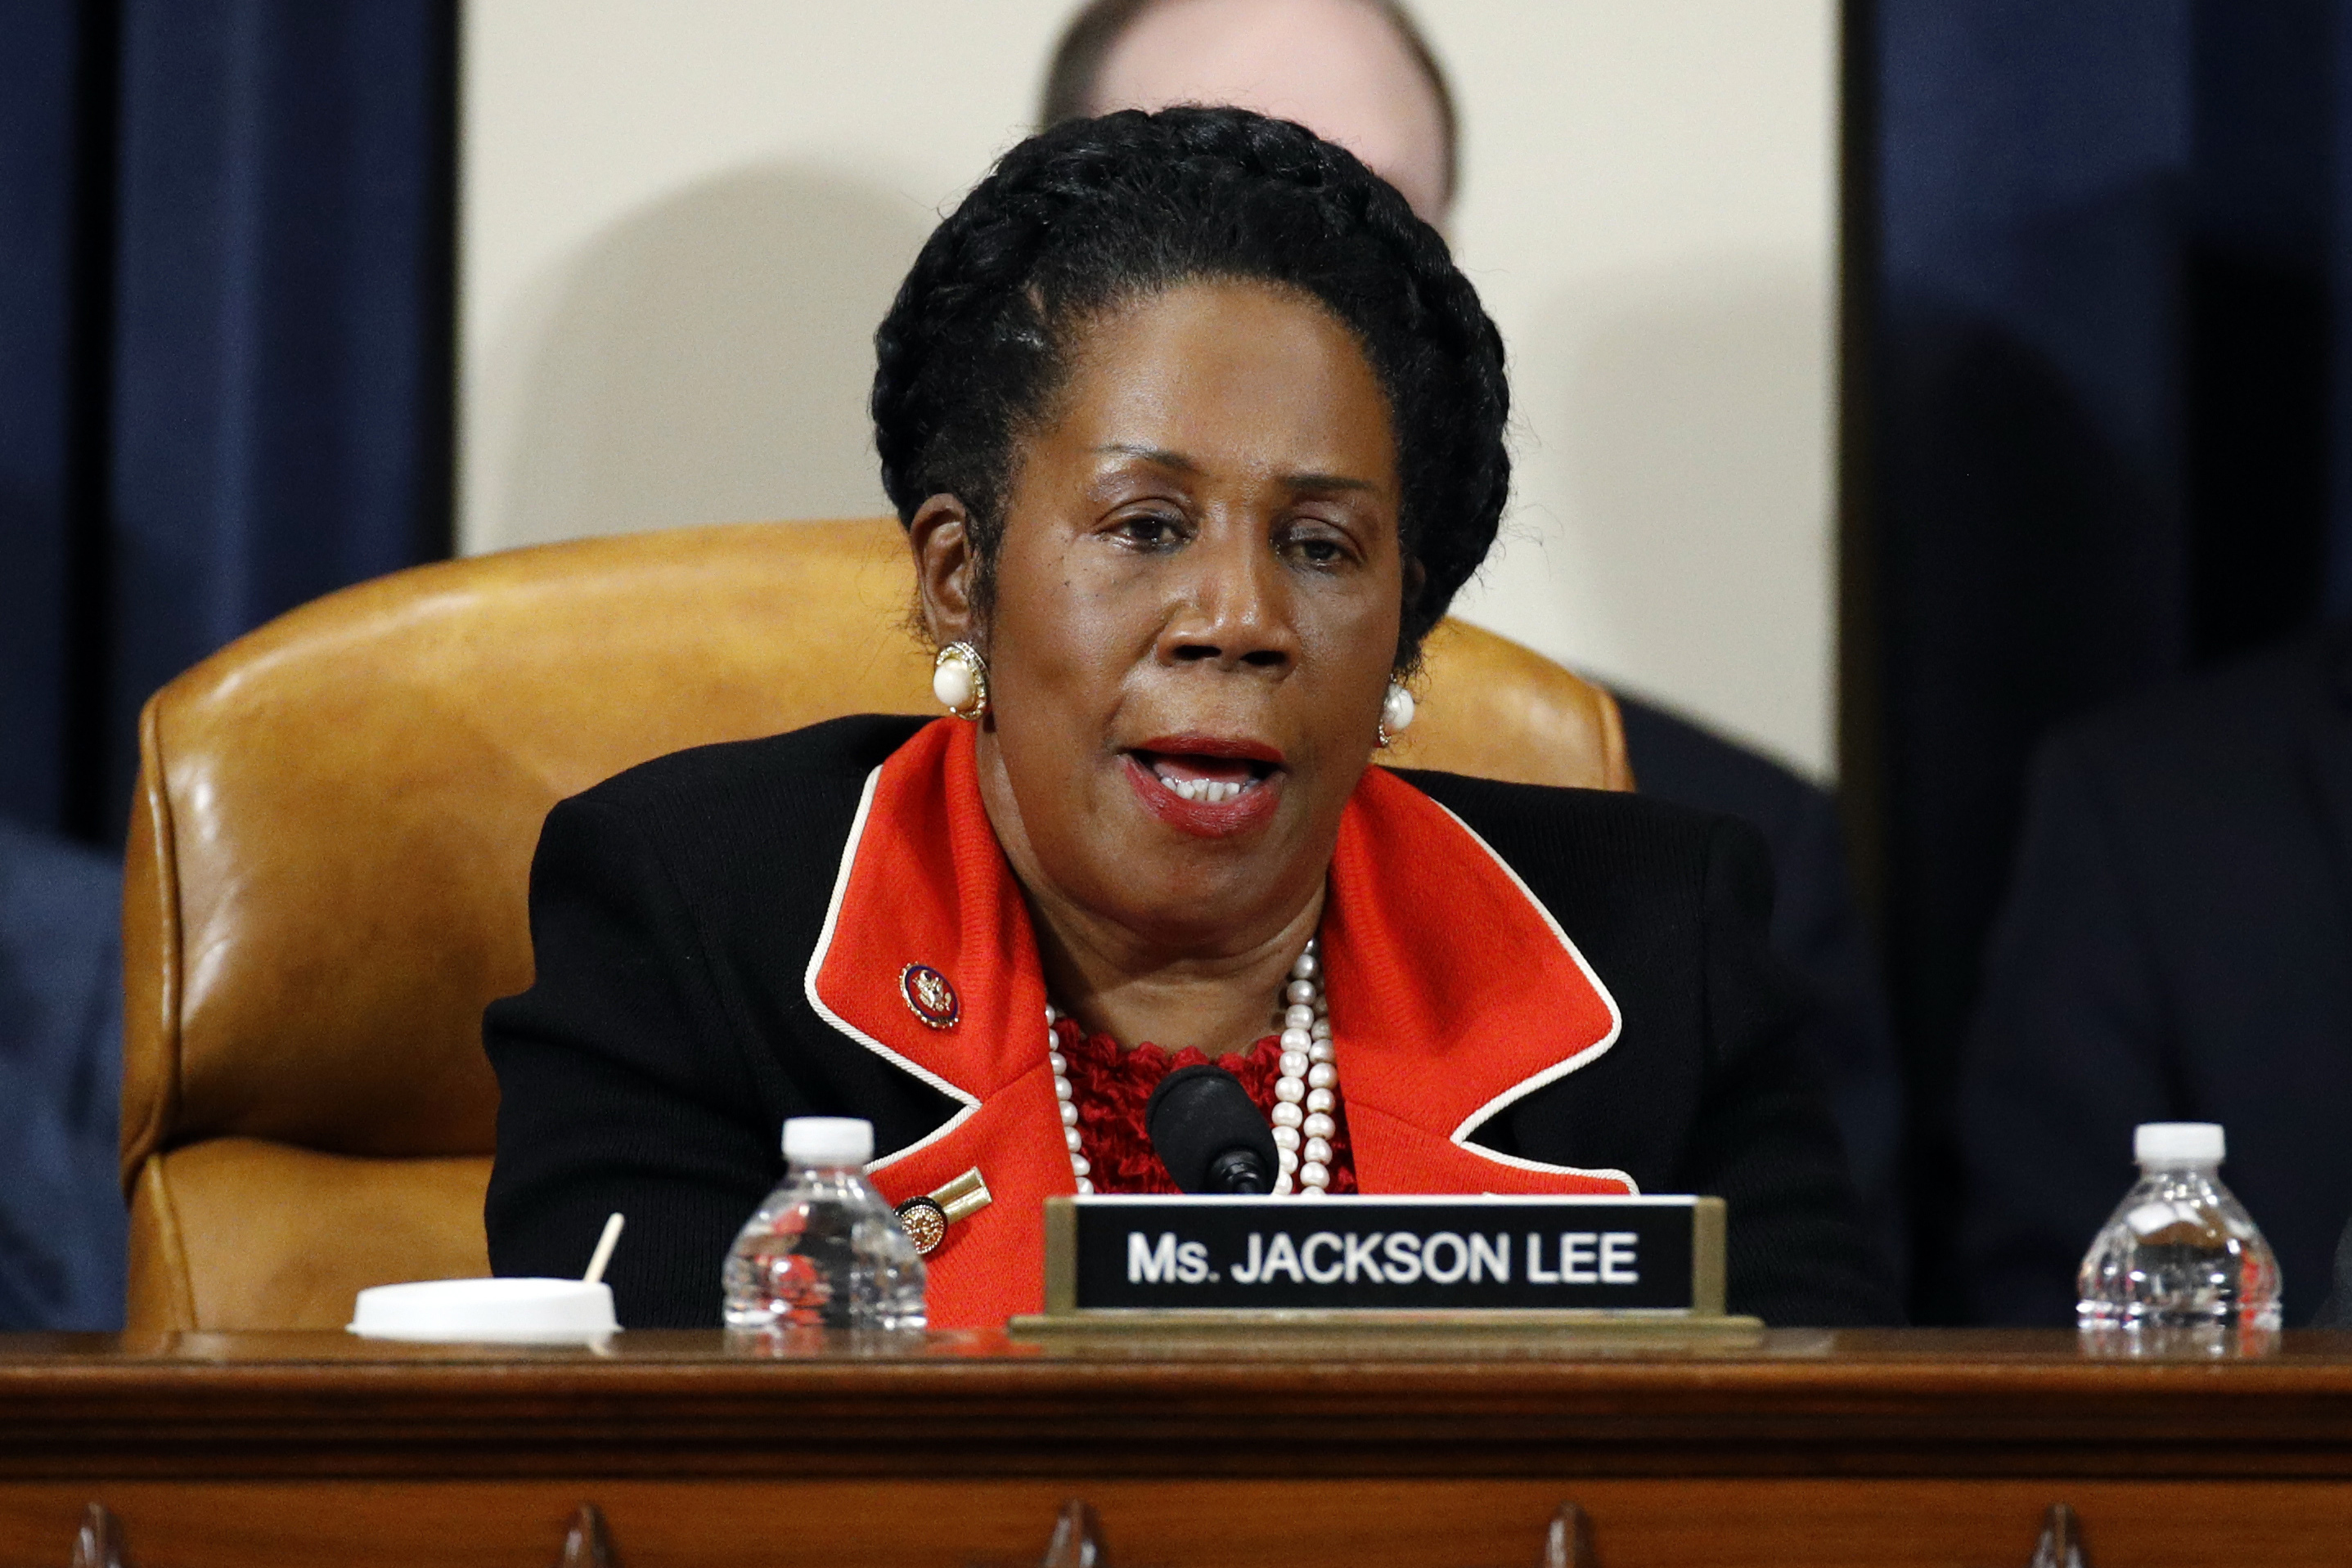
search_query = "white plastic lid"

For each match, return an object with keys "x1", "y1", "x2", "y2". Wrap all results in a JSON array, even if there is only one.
[
  {"x1": 783, "y1": 1116, "x2": 873, "y2": 1166},
  {"x1": 2135, "y1": 1121, "x2": 2224, "y2": 1166},
  {"x1": 348, "y1": 1278, "x2": 617, "y2": 1342}
]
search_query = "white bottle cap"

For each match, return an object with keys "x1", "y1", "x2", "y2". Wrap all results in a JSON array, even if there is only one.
[
  {"x1": 782, "y1": 1116, "x2": 873, "y2": 1166},
  {"x1": 2134, "y1": 1121, "x2": 2224, "y2": 1166}
]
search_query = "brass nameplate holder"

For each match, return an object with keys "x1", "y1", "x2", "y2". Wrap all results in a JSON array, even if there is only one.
[{"x1": 1012, "y1": 1193, "x2": 1758, "y2": 1338}]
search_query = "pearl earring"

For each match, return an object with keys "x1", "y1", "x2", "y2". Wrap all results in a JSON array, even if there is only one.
[
  {"x1": 932, "y1": 641, "x2": 989, "y2": 720},
  {"x1": 1376, "y1": 681, "x2": 1415, "y2": 748}
]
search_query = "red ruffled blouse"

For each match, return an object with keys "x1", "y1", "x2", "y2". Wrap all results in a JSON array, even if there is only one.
[{"x1": 1052, "y1": 1017, "x2": 1358, "y2": 1194}]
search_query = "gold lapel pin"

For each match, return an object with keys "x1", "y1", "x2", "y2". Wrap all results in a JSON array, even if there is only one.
[
  {"x1": 899, "y1": 963, "x2": 960, "y2": 1028},
  {"x1": 894, "y1": 1166, "x2": 992, "y2": 1256}
]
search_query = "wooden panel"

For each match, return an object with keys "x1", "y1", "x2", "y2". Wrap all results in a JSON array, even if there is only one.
[
  {"x1": 10, "y1": 1330, "x2": 2352, "y2": 1482},
  {"x1": 6, "y1": 1331, "x2": 2352, "y2": 1565},
  {"x1": 2, "y1": 1478, "x2": 2349, "y2": 1568}
]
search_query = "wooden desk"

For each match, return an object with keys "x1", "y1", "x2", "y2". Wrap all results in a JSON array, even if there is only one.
[{"x1": 2, "y1": 1328, "x2": 2350, "y2": 1566}]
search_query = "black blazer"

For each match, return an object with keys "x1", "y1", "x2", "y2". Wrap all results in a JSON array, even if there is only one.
[
  {"x1": 1617, "y1": 696, "x2": 1904, "y2": 1267},
  {"x1": 1960, "y1": 630, "x2": 2352, "y2": 1326},
  {"x1": 485, "y1": 715, "x2": 1898, "y2": 1328}
]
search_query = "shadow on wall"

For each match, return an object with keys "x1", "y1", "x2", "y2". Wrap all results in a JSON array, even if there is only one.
[
  {"x1": 1529, "y1": 263, "x2": 1833, "y2": 774},
  {"x1": 485, "y1": 164, "x2": 932, "y2": 549}
]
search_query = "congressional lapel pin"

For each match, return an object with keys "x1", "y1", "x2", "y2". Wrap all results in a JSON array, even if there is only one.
[
  {"x1": 895, "y1": 1197, "x2": 947, "y2": 1255},
  {"x1": 899, "y1": 963, "x2": 959, "y2": 1028},
  {"x1": 895, "y1": 1166, "x2": 992, "y2": 1256}
]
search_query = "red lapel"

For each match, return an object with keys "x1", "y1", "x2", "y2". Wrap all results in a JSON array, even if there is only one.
[
  {"x1": 805, "y1": 718, "x2": 1068, "y2": 1329},
  {"x1": 808, "y1": 722, "x2": 1630, "y2": 1328},
  {"x1": 1321, "y1": 766, "x2": 1632, "y2": 1196}
]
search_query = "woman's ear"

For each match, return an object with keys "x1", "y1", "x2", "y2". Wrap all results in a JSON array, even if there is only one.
[
  {"x1": 1401, "y1": 555, "x2": 1428, "y2": 618},
  {"x1": 908, "y1": 494, "x2": 979, "y2": 647}
]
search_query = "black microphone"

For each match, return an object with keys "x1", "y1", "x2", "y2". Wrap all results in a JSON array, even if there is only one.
[{"x1": 1145, "y1": 1063, "x2": 1280, "y2": 1194}]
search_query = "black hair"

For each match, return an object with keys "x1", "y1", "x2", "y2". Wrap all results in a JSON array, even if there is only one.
[
  {"x1": 1037, "y1": 0, "x2": 1459, "y2": 209},
  {"x1": 870, "y1": 106, "x2": 1508, "y2": 669}
]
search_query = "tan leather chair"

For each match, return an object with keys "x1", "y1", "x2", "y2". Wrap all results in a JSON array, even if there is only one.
[{"x1": 120, "y1": 517, "x2": 1631, "y2": 1330}]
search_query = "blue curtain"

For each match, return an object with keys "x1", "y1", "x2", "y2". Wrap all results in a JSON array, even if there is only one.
[
  {"x1": 0, "y1": 2, "x2": 97, "y2": 839},
  {"x1": 1860, "y1": 0, "x2": 2352, "y2": 1314},
  {"x1": 0, "y1": 0, "x2": 454, "y2": 846}
]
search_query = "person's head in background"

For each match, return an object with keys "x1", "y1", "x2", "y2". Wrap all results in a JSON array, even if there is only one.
[{"x1": 1041, "y1": 0, "x2": 1456, "y2": 227}]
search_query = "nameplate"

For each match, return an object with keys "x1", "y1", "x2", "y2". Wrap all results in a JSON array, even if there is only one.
[{"x1": 1036, "y1": 1194, "x2": 1725, "y2": 1319}]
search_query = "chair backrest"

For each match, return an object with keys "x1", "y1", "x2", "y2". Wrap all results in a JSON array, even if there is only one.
[{"x1": 120, "y1": 517, "x2": 1630, "y2": 1329}]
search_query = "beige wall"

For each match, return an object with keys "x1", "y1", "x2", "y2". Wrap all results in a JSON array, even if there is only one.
[{"x1": 461, "y1": 0, "x2": 1837, "y2": 775}]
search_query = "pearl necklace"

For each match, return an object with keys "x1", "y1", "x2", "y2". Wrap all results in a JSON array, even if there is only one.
[{"x1": 1047, "y1": 938, "x2": 1340, "y2": 1197}]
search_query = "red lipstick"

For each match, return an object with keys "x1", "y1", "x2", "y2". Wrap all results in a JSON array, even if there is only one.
[
  {"x1": 1122, "y1": 736, "x2": 1287, "y2": 839},
  {"x1": 1132, "y1": 735, "x2": 1286, "y2": 766}
]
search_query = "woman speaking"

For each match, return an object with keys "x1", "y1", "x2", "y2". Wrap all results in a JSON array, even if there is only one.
[{"x1": 484, "y1": 108, "x2": 1896, "y2": 1329}]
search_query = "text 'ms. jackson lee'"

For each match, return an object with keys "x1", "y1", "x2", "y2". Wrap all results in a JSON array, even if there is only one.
[{"x1": 1046, "y1": 1194, "x2": 1723, "y2": 1314}]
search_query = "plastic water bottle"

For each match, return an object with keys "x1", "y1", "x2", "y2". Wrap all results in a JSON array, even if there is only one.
[
  {"x1": 2077, "y1": 1122, "x2": 2280, "y2": 1353},
  {"x1": 722, "y1": 1117, "x2": 927, "y2": 1332}
]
